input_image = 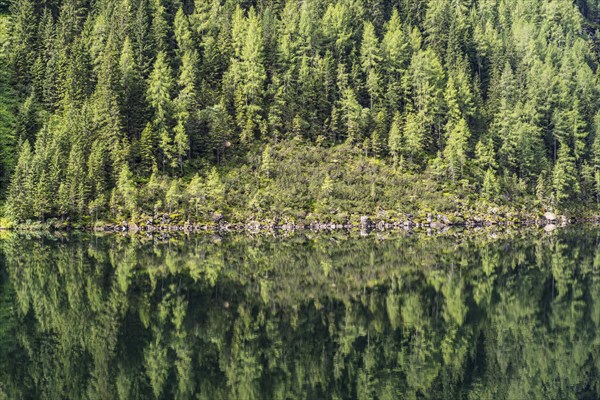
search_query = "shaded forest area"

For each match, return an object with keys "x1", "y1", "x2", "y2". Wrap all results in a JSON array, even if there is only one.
[{"x1": 2, "y1": 0, "x2": 600, "y2": 225}]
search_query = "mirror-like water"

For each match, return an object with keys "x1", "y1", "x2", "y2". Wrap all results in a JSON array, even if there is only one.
[{"x1": 0, "y1": 228, "x2": 599, "y2": 399}]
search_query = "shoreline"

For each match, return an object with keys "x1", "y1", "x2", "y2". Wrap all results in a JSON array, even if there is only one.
[{"x1": 3, "y1": 211, "x2": 591, "y2": 234}]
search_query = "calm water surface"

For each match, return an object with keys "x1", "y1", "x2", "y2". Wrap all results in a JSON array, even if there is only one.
[{"x1": 0, "y1": 227, "x2": 599, "y2": 399}]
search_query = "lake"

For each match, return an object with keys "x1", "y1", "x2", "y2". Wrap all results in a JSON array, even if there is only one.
[{"x1": 0, "y1": 227, "x2": 598, "y2": 399}]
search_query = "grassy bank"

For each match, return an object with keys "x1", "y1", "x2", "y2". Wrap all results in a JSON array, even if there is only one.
[{"x1": 2, "y1": 140, "x2": 591, "y2": 231}]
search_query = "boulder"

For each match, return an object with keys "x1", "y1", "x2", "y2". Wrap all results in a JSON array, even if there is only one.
[
  {"x1": 543, "y1": 224, "x2": 557, "y2": 232},
  {"x1": 360, "y1": 216, "x2": 372, "y2": 228},
  {"x1": 128, "y1": 222, "x2": 139, "y2": 232},
  {"x1": 544, "y1": 212, "x2": 557, "y2": 221}
]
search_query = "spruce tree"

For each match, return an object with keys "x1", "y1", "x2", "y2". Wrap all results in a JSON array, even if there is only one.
[
  {"x1": 119, "y1": 36, "x2": 145, "y2": 139},
  {"x1": 444, "y1": 117, "x2": 470, "y2": 182},
  {"x1": 360, "y1": 22, "x2": 381, "y2": 109},
  {"x1": 388, "y1": 112, "x2": 403, "y2": 166},
  {"x1": 6, "y1": 141, "x2": 33, "y2": 221},
  {"x1": 261, "y1": 144, "x2": 273, "y2": 179},
  {"x1": 10, "y1": 0, "x2": 37, "y2": 89},
  {"x1": 147, "y1": 51, "x2": 174, "y2": 168},
  {"x1": 553, "y1": 143, "x2": 579, "y2": 207}
]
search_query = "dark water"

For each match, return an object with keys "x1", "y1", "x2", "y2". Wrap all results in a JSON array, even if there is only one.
[{"x1": 0, "y1": 228, "x2": 599, "y2": 399}]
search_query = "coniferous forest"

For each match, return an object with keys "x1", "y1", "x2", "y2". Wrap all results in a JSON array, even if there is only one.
[{"x1": 2, "y1": 0, "x2": 600, "y2": 226}]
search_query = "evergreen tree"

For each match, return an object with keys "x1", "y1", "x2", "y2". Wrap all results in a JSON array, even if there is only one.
[
  {"x1": 139, "y1": 123, "x2": 157, "y2": 175},
  {"x1": 172, "y1": 50, "x2": 198, "y2": 170},
  {"x1": 6, "y1": 141, "x2": 33, "y2": 220},
  {"x1": 119, "y1": 36, "x2": 145, "y2": 139},
  {"x1": 174, "y1": 8, "x2": 194, "y2": 56},
  {"x1": 151, "y1": 0, "x2": 170, "y2": 53},
  {"x1": 185, "y1": 173, "x2": 203, "y2": 218},
  {"x1": 147, "y1": 51, "x2": 174, "y2": 168},
  {"x1": 444, "y1": 117, "x2": 470, "y2": 182},
  {"x1": 237, "y1": 8, "x2": 266, "y2": 143},
  {"x1": 403, "y1": 112, "x2": 425, "y2": 166},
  {"x1": 10, "y1": 0, "x2": 37, "y2": 89},
  {"x1": 261, "y1": 144, "x2": 273, "y2": 179},
  {"x1": 553, "y1": 143, "x2": 579, "y2": 207},
  {"x1": 388, "y1": 112, "x2": 403, "y2": 166},
  {"x1": 111, "y1": 164, "x2": 138, "y2": 218},
  {"x1": 360, "y1": 22, "x2": 381, "y2": 109},
  {"x1": 382, "y1": 9, "x2": 409, "y2": 112},
  {"x1": 482, "y1": 168, "x2": 500, "y2": 200}
]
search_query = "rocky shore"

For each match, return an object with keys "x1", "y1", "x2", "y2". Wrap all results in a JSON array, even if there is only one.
[
  {"x1": 76, "y1": 210, "x2": 583, "y2": 234},
  {"x1": 5, "y1": 204, "x2": 597, "y2": 234}
]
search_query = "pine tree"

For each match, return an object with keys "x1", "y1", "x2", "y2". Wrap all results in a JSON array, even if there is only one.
[
  {"x1": 552, "y1": 100, "x2": 588, "y2": 163},
  {"x1": 339, "y1": 87, "x2": 364, "y2": 144},
  {"x1": 474, "y1": 138, "x2": 498, "y2": 176},
  {"x1": 87, "y1": 139, "x2": 108, "y2": 220},
  {"x1": 403, "y1": 112, "x2": 425, "y2": 166},
  {"x1": 62, "y1": 140, "x2": 88, "y2": 216},
  {"x1": 444, "y1": 117, "x2": 470, "y2": 182},
  {"x1": 360, "y1": 22, "x2": 381, "y2": 109},
  {"x1": 536, "y1": 172, "x2": 550, "y2": 205},
  {"x1": 482, "y1": 168, "x2": 500, "y2": 200},
  {"x1": 31, "y1": 169, "x2": 51, "y2": 220},
  {"x1": 6, "y1": 141, "x2": 33, "y2": 221},
  {"x1": 151, "y1": 0, "x2": 170, "y2": 53},
  {"x1": 139, "y1": 123, "x2": 157, "y2": 175},
  {"x1": 444, "y1": 76, "x2": 461, "y2": 129},
  {"x1": 173, "y1": 120, "x2": 189, "y2": 172},
  {"x1": 261, "y1": 144, "x2": 273, "y2": 179},
  {"x1": 205, "y1": 167, "x2": 224, "y2": 207},
  {"x1": 321, "y1": 174, "x2": 333, "y2": 200},
  {"x1": 371, "y1": 110, "x2": 386, "y2": 156},
  {"x1": 174, "y1": 8, "x2": 194, "y2": 56},
  {"x1": 172, "y1": 50, "x2": 198, "y2": 170},
  {"x1": 382, "y1": 10, "x2": 408, "y2": 113},
  {"x1": 388, "y1": 112, "x2": 403, "y2": 166},
  {"x1": 112, "y1": 164, "x2": 138, "y2": 218},
  {"x1": 240, "y1": 8, "x2": 266, "y2": 139},
  {"x1": 185, "y1": 173, "x2": 204, "y2": 219},
  {"x1": 120, "y1": 36, "x2": 145, "y2": 139},
  {"x1": 14, "y1": 91, "x2": 40, "y2": 147},
  {"x1": 10, "y1": 0, "x2": 37, "y2": 89},
  {"x1": 91, "y1": 33, "x2": 129, "y2": 178},
  {"x1": 147, "y1": 51, "x2": 174, "y2": 168},
  {"x1": 132, "y1": 0, "x2": 153, "y2": 74},
  {"x1": 553, "y1": 143, "x2": 579, "y2": 207}
]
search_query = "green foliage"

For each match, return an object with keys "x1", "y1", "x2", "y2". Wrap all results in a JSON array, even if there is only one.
[
  {"x1": 553, "y1": 143, "x2": 579, "y2": 207},
  {"x1": 443, "y1": 118, "x2": 470, "y2": 182},
  {"x1": 0, "y1": 15, "x2": 17, "y2": 192},
  {"x1": 111, "y1": 164, "x2": 138, "y2": 219},
  {"x1": 260, "y1": 144, "x2": 273, "y2": 179},
  {"x1": 482, "y1": 168, "x2": 500, "y2": 200},
  {"x1": 5, "y1": 141, "x2": 31, "y2": 220},
  {"x1": 148, "y1": 51, "x2": 174, "y2": 167},
  {"x1": 2, "y1": 0, "x2": 600, "y2": 221}
]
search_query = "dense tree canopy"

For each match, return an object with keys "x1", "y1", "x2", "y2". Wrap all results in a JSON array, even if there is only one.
[{"x1": 2, "y1": 0, "x2": 600, "y2": 222}]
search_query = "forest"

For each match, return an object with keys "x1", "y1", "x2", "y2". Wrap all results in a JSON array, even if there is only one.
[{"x1": 2, "y1": 0, "x2": 600, "y2": 225}]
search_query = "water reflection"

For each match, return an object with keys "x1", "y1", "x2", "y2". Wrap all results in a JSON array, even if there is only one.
[{"x1": 0, "y1": 228, "x2": 599, "y2": 399}]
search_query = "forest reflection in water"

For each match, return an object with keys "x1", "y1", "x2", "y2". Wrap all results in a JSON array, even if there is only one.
[{"x1": 0, "y1": 227, "x2": 599, "y2": 399}]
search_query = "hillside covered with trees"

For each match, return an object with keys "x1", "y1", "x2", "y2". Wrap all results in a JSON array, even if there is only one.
[{"x1": 2, "y1": 0, "x2": 600, "y2": 226}]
